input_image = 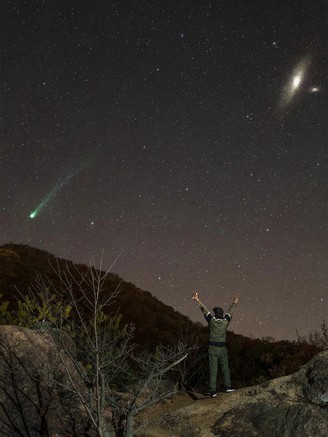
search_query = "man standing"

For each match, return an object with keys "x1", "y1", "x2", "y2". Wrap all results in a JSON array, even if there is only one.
[{"x1": 192, "y1": 291, "x2": 239, "y2": 398}]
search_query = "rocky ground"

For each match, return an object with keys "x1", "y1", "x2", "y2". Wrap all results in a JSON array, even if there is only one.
[
  {"x1": 135, "y1": 350, "x2": 328, "y2": 437},
  {"x1": 0, "y1": 326, "x2": 327, "y2": 437}
]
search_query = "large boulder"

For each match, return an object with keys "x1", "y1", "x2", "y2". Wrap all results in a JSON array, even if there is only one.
[
  {"x1": 0, "y1": 325, "x2": 93, "y2": 437},
  {"x1": 212, "y1": 351, "x2": 328, "y2": 437},
  {"x1": 302, "y1": 349, "x2": 328, "y2": 405}
]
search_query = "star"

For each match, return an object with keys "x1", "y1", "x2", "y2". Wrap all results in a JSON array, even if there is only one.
[{"x1": 2, "y1": 0, "x2": 327, "y2": 342}]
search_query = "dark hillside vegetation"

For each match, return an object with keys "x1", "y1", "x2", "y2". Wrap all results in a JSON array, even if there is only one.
[
  {"x1": 0, "y1": 243, "x2": 325, "y2": 390},
  {"x1": 0, "y1": 243, "x2": 195, "y2": 348}
]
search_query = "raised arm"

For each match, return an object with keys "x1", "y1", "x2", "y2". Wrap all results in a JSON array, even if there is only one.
[
  {"x1": 226, "y1": 294, "x2": 239, "y2": 320},
  {"x1": 192, "y1": 292, "x2": 211, "y2": 319}
]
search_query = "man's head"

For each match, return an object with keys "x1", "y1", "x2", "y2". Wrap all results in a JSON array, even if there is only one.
[{"x1": 213, "y1": 307, "x2": 224, "y2": 318}]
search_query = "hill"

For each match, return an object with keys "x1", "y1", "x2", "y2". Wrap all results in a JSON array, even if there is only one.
[
  {"x1": 0, "y1": 243, "x2": 324, "y2": 390},
  {"x1": 0, "y1": 243, "x2": 199, "y2": 348}
]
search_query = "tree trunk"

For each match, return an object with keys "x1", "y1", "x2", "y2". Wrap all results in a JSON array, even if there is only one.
[{"x1": 124, "y1": 414, "x2": 134, "y2": 437}]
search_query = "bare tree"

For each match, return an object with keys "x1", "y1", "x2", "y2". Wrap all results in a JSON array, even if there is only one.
[
  {"x1": 45, "y1": 255, "x2": 189, "y2": 437},
  {"x1": 297, "y1": 321, "x2": 328, "y2": 351},
  {"x1": 110, "y1": 344, "x2": 188, "y2": 436},
  {"x1": 320, "y1": 321, "x2": 328, "y2": 350},
  {"x1": 44, "y1": 254, "x2": 131, "y2": 437},
  {"x1": 1, "y1": 253, "x2": 189, "y2": 436},
  {"x1": 173, "y1": 321, "x2": 208, "y2": 393}
]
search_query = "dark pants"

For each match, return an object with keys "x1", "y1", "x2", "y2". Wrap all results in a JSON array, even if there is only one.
[{"x1": 208, "y1": 345, "x2": 231, "y2": 391}]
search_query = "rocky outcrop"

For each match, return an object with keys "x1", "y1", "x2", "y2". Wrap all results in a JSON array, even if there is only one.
[
  {"x1": 0, "y1": 325, "x2": 92, "y2": 436},
  {"x1": 135, "y1": 350, "x2": 328, "y2": 437},
  {"x1": 1, "y1": 325, "x2": 327, "y2": 437},
  {"x1": 211, "y1": 351, "x2": 328, "y2": 437}
]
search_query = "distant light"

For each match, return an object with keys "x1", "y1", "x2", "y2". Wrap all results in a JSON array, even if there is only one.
[{"x1": 311, "y1": 86, "x2": 319, "y2": 93}]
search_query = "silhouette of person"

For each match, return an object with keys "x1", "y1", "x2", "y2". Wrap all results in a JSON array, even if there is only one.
[{"x1": 192, "y1": 291, "x2": 239, "y2": 397}]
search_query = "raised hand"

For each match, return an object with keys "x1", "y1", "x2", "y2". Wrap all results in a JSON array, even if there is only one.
[
  {"x1": 192, "y1": 291, "x2": 200, "y2": 302},
  {"x1": 233, "y1": 294, "x2": 239, "y2": 304}
]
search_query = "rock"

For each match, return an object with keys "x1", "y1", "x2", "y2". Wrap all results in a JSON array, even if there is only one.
[
  {"x1": 301, "y1": 350, "x2": 328, "y2": 406},
  {"x1": 212, "y1": 397, "x2": 326, "y2": 437},
  {"x1": 0, "y1": 325, "x2": 92, "y2": 436},
  {"x1": 1, "y1": 325, "x2": 327, "y2": 437},
  {"x1": 212, "y1": 351, "x2": 328, "y2": 437},
  {"x1": 135, "y1": 350, "x2": 328, "y2": 437}
]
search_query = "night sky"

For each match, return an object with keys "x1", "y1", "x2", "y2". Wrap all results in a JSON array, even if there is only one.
[{"x1": 1, "y1": 1, "x2": 327, "y2": 341}]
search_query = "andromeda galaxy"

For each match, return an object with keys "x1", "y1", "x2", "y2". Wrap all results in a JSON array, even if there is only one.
[{"x1": 279, "y1": 55, "x2": 311, "y2": 108}]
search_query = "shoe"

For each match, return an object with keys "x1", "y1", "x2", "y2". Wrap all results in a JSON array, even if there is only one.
[
  {"x1": 225, "y1": 388, "x2": 235, "y2": 393},
  {"x1": 210, "y1": 391, "x2": 217, "y2": 398}
]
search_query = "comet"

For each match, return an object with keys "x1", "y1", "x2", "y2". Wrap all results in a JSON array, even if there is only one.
[
  {"x1": 29, "y1": 172, "x2": 75, "y2": 219},
  {"x1": 29, "y1": 152, "x2": 99, "y2": 219}
]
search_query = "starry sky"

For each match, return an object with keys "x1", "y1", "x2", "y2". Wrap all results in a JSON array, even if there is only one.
[{"x1": 1, "y1": 0, "x2": 327, "y2": 341}]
